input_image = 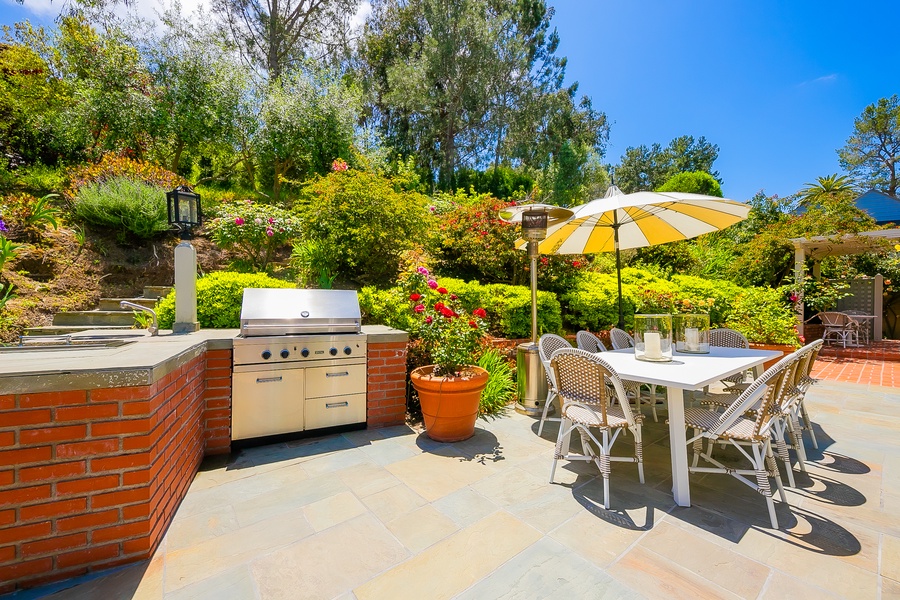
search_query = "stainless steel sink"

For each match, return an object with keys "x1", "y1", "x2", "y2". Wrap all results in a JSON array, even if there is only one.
[{"x1": 0, "y1": 334, "x2": 142, "y2": 352}]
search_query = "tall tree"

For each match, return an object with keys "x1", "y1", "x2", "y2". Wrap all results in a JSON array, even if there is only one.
[
  {"x1": 839, "y1": 95, "x2": 900, "y2": 196},
  {"x1": 146, "y1": 20, "x2": 249, "y2": 174},
  {"x1": 614, "y1": 135, "x2": 719, "y2": 193},
  {"x1": 798, "y1": 174, "x2": 857, "y2": 209},
  {"x1": 257, "y1": 64, "x2": 359, "y2": 202},
  {"x1": 212, "y1": 0, "x2": 359, "y2": 81},
  {"x1": 357, "y1": 0, "x2": 605, "y2": 193}
]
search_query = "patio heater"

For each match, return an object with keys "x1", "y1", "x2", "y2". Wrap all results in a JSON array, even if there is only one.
[
  {"x1": 166, "y1": 185, "x2": 202, "y2": 334},
  {"x1": 499, "y1": 203, "x2": 573, "y2": 416}
]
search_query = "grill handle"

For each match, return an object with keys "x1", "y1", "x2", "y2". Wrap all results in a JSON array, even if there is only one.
[
  {"x1": 326, "y1": 401, "x2": 350, "y2": 409},
  {"x1": 325, "y1": 371, "x2": 350, "y2": 378},
  {"x1": 256, "y1": 376, "x2": 283, "y2": 383}
]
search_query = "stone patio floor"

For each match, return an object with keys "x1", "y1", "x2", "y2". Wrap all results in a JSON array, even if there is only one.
[{"x1": 12, "y1": 379, "x2": 900, "y2": 600}]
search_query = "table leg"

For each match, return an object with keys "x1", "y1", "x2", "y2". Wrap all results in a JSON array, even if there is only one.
[
  {"x1": 753, "y1": 363, "x2": 765, "y2": 378},
  {"x1": 666, "y1": 386, "x2": 690, "y2": 507}
]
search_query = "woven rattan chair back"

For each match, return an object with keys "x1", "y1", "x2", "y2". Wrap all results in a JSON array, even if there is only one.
[
  {"x1": 576, "y1": 330, "x2": 607, "y2": 353},
  {"x1": 549, "y1": 348, "x2": 636, "y2": 426},
  {"x1": 709, "y1": 328, "x2": 750, "y2": 349},
  {"x1": 713, "y1": 350, "x2": 799, "y2": 439},
  {"x1": 539, "y1": 334, "x2": 571, "y2": 388},
  {"x1": 609, "y1": 328, "x2": 635, "y2": 350}
]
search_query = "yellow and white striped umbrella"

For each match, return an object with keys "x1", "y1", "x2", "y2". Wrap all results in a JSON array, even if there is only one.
[{"x1": 518, "y1": 185, "x2": 750, "y2": 254}]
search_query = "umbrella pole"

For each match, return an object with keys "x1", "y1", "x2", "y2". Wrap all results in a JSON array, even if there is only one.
[
  {"x1": 529, "y1": 241, "x2": 539, "y2": 344},
  {"x1": 613, "y1": 219, "x2": 624, "y2": 330}
]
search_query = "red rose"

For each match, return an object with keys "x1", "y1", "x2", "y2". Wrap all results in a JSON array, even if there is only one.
[
  {"x1": 469, "y1": 320, "x2": 477, "y2": 328},
  {"x1": 437, "y1": 287, "x2": 448, "y2": 295},
  {"x1": 440, "y1": 307, "x2": 455, "y2": 318},
  {"x1": 425, "y1": 316, "x2": 433, "y2": 324},
  {"x1": 409, "y1": 293, "x2": 421, "y2": 301},
  {"x1": 414, "y1": 304, "x2": 425, "y2": 313},
  {"x1": 450, "y1": 294, "x2": 458, "y2": 300},
  {"x1": 434, "y1": 302, "x2": 445, "y2": 311},
  {"x1": 473, "y1": 308, "x2": 487, "y2": 318}
]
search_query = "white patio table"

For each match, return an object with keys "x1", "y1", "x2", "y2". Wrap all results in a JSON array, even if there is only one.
[{"x1": 597, "y1": 346, "x2": 782, "y2": 507}]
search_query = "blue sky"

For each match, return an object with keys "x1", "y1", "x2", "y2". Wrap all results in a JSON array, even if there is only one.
[
  {"x1": 2, "y1": 0, "x2": 898, "y2": 202},
  {"x1": 551, "y1": 0, "x2": 900, "y2": 201}
]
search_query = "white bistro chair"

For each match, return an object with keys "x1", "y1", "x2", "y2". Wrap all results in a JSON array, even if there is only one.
[
  {"x1": 548, "y1": 348, "x2": 644, "y2": 509},
  {"x1": 537, "y1": 333, "x2": 572, "y2": 436}
]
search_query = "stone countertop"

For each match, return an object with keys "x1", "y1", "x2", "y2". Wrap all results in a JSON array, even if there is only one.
[{"x1": 0, "y1": 326, "x2": 408, "y2": 394}]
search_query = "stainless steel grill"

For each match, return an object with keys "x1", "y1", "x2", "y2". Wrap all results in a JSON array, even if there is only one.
[{"x1": 232, "y1": 289, "x2": 368, "y2": 441}]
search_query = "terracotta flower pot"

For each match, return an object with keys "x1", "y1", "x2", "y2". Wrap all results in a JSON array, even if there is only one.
[
  {"x1": 748, "y1": 343, "x2": 798, "y2": 370},
  {"x1": 410, "y1": 365, "x2": 489, "y2": 442}
]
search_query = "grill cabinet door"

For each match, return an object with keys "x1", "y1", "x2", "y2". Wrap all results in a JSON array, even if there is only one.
[{"x1": 232, "y1": 366, "x2": 304, "y2": 440}]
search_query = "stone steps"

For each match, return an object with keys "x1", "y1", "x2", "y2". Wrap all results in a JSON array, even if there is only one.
[{"x1": 26, "y1": 286, "x2": 170, "y2": 336}]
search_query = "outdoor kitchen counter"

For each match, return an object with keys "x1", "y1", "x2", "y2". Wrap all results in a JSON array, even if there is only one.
[{"x1": 0, "y1": 325, "x2": 407, "y2": 395}]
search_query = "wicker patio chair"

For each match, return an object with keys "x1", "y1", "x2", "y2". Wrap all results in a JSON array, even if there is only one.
[
  {"x1": 842, "y1": 310, "x2": 870, "y2": 345},
  {"x1": 548, "y1": 348, "x2": 644, "y2": 508},
  {"x1": 819, "y1": 311, "x2": 859, "y2": 348},
  {"x1": 576, "y1": 330, "x2": 607, "y2": 353},
  {"x1": 684, "y1": 351, "x2": 799, "y2": 528},
  {"x1": 537, "y1": 334, "x2": 572, "y2": 436},
  {"x1": 607, "y1": 327, "x2": 666, "y2": 420},
  {"x1": 789, "y1": 339, "x2": 824, "y2": 451},
  {"x1": 709, "y1": 327, "x2": 752, "y2": 393},
  {"x1": 609, "y1": 327, "x2": 635, "y2": 350}
]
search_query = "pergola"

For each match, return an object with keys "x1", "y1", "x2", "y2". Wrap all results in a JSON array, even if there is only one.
[{"x1": 790, "y1": 228, "x2": 900, "y2": 339}]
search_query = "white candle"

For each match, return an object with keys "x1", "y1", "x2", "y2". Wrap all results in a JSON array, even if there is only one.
[
  {"x1": 644, "y1": 332, "x2": 662, "y2": 359},
  {"x1": 685, "y1": 327, "x2": 699, "y2": 351}
]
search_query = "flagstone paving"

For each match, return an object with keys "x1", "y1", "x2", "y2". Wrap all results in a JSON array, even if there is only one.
[{"x1": 12, "y1": 379, "x2": 900, "y2": 600}]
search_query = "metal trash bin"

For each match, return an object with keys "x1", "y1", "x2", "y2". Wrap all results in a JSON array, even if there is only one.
[{"x1": 516, "y1": 342, "x2": 549, "y2": 416}]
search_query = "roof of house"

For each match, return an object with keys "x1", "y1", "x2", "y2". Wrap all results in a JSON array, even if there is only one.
[{"x1": 854, "y1": 189, "x2": 900, "y2": 225}]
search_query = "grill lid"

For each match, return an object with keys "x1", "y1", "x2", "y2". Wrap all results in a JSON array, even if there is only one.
[{"x1": 240, "y1": 288, "x2": 361, "y2": 336}]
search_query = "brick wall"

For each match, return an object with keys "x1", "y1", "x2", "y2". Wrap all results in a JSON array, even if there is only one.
[
  {"x1": 0, "y1": 348, "x2": 231, "y2": 594},
  {"x1": 366, "y1": 341, "x2": 407, "y2": 427}
]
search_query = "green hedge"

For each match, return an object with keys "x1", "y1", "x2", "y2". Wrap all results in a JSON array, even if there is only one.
[
  {"x1": 359, "y1": 277, "x2": 562, "y2": 339},
  {"x1": 157, "y1": 271, "x2": 295, "y2": 329},
  {"x1": 670, "y1": 274, "x2": 744, "y2": 325},
  {"x1": 726, "y1": 287, "x2": 801, "y2": 346}
]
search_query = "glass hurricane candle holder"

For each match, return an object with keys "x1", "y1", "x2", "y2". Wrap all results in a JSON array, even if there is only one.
[
  {"x1": 634, "y1": 314, "x2": 673, "y2": 362},
  {"x1": 674, "y1": 313, "x2": 710, "y2": 354}
]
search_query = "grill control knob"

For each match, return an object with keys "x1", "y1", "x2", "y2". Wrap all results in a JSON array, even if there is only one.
[
  {"x1": 261, "y1": 350, "x2": 272, "y2": 360},
  {"x1": 301, "y1": 348, "x2": 310, "y2": 358},
  {"x1": 280, "y1": 349, "x2": 290, "y2": 359},
  {"x1": 343, "y1": 346, "x2": 352, "y2": 355},
  {"x1": 329, "y1": 347, "x2": 338, "y2": 356}
]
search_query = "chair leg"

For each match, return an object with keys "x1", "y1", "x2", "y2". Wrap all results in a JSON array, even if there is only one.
[
  {"x1": 601, "y1": 429, "x2": 611, "y2": 508},
  {"x1": 691, "y1": 429, "x2": 702, "y2": 468},
  {"x1": 753, "y1": 441, "x2": 779, "y2": 529},
  {"x1": 537, "y1": 389, "x2": 556, "y2": 437},
  {"x1": 549, "y1": 417, "x2": 571, "y2": 483},
  {"x1": 773, "y1": 421, "x2": 795, "y2": 488},
  {"x1": 766, "y1": 439, "x2": 788, "y2": 504},
  {"x1": 788, "y1": 412, "x2": 808, "y2": 473},
  {"x1": 633, "y1": 426, "x2": 645, "y2": 484}
]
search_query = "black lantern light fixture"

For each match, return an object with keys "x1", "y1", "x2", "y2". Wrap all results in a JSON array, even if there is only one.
[{"x1": 166, "y1": 185, "x2": 201, "y2": 238}]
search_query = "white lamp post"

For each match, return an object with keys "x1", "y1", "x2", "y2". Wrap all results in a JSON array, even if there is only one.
[{"x1": 166, "y1": 185, "x2": 201, "y2": 334}]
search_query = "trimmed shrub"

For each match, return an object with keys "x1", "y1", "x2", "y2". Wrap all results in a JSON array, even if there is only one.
[
  {"x1": 157, "y1": 271, "x2": 295, "y2": 329},
  {"x1": 670, "y1": 274, "x2": 743, "y2": 326},
  {"x1": 358, "y1": 276, "x2": 562, "y2": 340},
  {"x1": 296, "y1": 170, "x2": 429, "y2": 287},
  {"x1": 726, "y1": 287, "x2": 801, "y2": 346},
  {"x1": 73, "y1": 177, "x2": 170, "y2": 238}
]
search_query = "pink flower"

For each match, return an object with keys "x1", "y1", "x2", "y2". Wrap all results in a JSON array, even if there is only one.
[
  {"x1": 332, "y1": 158, "x2": 349, "y2": 172},
  {"x1": 234, "y1": 217, "x2": 244, "y2": 225},
  {"x1": 789, "y1": 293, "x2": 799, "y2": 303},
  {"x1": 255, "y1": 218, "x2": 262, "y2": 225},
  {"x1": 414, "y1": 304, "x2": 425, "y2": 313},
  {"x1": 266, "y1": 228, "x2": 274, "y2": 237},
  {"x1": 268, "y1": 217, "x2": 275, "y2": 224},
  {"x1": 425, "y1": 316, "x2": 433, "y2": 324},
  {"x1": 417, "y1": 266, "x2": 429, "y2": 275},
  {"x1": 427, "y1": 279, "x2": 438, "y2": 289}
]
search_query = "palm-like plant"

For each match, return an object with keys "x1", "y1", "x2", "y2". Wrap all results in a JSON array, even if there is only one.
[{"x1": 798, "y1": 174, "x2": 857, "y2": 208}]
